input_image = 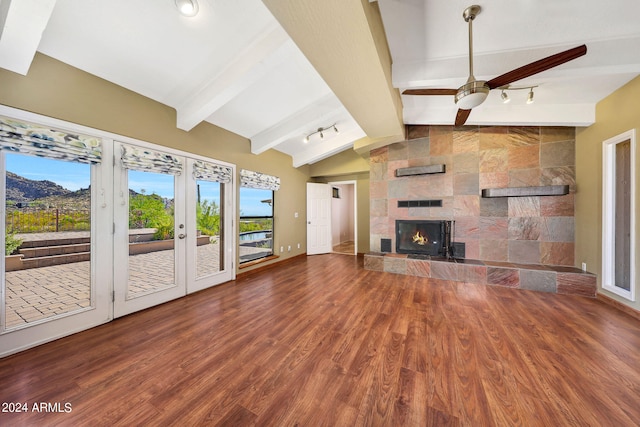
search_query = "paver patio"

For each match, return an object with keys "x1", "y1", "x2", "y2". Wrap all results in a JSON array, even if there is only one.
[
  {"x1": 4, "y1": 241, "x2": 221, "y2": 329},
  {"x1": 4, "y1": 229, "x2": 272, "y2": 330}
]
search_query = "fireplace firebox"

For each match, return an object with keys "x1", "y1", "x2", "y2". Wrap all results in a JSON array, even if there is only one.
[{"x1": 396, "y1": 220, "x2": 452, "y2": 256}]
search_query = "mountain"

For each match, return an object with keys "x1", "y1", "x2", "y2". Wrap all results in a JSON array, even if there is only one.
[
  {"x1": 5, "y1": 172, "x2": 158, "y2": 211},
  {"x1": 6, "y1": 171, "x2": 71, "y2": 202}
]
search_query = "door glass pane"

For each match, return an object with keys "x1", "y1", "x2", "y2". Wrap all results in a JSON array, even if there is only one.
[
  {"x1": 196, "y1": 180, "x2": 223, "y2": 278},
  {"x1": 127, "y1": 170, "x2": 175, "y2": 298},
  {"x1": 4, "y1": 153, "x2": 91, "y2": 330}
]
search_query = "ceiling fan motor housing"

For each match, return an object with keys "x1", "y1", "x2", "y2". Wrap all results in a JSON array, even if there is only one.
[{"x1": 455, "y1": 80, "x2": 490, "y2": 109}]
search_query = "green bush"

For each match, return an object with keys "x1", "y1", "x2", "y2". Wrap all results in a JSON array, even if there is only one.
[
  {"x1": 153, "y1": 216, "x2": 174, "y2": 240},
  {"x1": 196, "y1": 199, "x2": 220, "y2": 237},
  {"x1": 239, "y1": 218, "x2": 272, "y2": 233},
  {"x1": 5, "y1": 232, "x2": 22, "y2": 255},
  {"x1": 129, "y1": 193, "x2": 174, "y2": 240}
]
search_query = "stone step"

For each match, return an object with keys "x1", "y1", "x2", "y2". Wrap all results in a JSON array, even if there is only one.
[
  {"x1": 19, "y1": 237, "x2": 91, "y2": 249},
  {"x1": 19, "y1": 243, "x2": 91, "y2": 259},
  {"x1": 19, "y1": 252, "x2": 91, "y2": 269}
]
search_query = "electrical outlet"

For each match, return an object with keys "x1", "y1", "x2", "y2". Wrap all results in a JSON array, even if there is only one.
[
  {"x1": 287, "y1": 245, "x2": 291, "y2": 251},
  {"x1": 581, "y1": 262, "x2": 587, "y2": 271},
  {"x1": 294, "y1": 212, "x2": 298, "y2": 218},
  {"x1": 280, "y1": 246, "x2": 284, "y2": 253},
  {"x1": 297, "y1": 243, "x2": 300, "y2": 249}
]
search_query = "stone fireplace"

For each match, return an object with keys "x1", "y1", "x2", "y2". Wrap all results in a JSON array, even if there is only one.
[
  {"x1": 369, "y1": 125, "x2": 577, "y2": 265},
  {"x1": 365, "y1": 125, "x2": 597, "y2": 298}
]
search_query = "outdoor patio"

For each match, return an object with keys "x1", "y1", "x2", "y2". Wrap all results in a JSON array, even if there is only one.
[{"x1": 4, "y1": 234, "x2": 221, "y2": 329}]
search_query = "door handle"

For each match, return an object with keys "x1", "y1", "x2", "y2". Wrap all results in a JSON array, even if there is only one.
[{"x1": 178, "y1": 233, "x2": 186, "y2": 239}]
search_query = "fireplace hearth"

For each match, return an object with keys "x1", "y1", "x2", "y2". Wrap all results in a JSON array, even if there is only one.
[{"x1": 396, "y1": 220, "x2": 452, "y2": 257}]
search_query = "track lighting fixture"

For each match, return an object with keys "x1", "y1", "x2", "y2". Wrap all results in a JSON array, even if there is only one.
[
  {"x1": 175, "y1": 0, "x2": 199, "y2": 17},
  {"x1": 498, "y1": 85, "x2": 537, "y2": 105},
  {"x1": 304, "y1": 123, "x2": 339, "y2": 143}
]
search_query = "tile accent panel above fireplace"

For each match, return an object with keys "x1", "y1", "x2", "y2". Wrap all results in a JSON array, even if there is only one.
[{"x1": 369, "y1": 126, "x2": 577, "y2": 266}]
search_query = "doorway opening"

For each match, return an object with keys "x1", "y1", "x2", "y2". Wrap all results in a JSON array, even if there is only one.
[{"x1": 329, "y1": 181, "x2": 357, "y2": 255}]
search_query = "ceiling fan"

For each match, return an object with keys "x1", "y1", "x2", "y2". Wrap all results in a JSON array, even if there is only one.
[{"x1": 402, "y1": 5, "x2": 587, "y2": 126}]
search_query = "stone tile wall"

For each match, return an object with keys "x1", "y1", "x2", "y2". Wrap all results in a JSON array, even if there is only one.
[{"x1": 370, "y1": 125, "x2": 576, "y2": 266}]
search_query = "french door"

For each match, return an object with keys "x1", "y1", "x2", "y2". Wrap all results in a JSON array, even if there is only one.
[
  {"x1": 0, "y1": 111, "x2": 113, "y2": 357},
  {"x1": 113, "y1": 142, "x2": 187, "y2": 317},
  {"x1": 185, "y1": 158, "x2": 234, "y2": 293},
  {"x1": 0, "y1": 107, "x2": 235, "y2": 356},
  {"x1": 113, "y1": 143, "x2": 235, "y2": 318}
]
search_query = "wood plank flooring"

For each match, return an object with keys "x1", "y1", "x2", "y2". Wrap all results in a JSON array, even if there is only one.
[
  {"x1": 1, "y1": 254, "x2": 639, "y2": 426},
  {"x1": 333, "y1": 240, "x2": 355, "y2": 255}
]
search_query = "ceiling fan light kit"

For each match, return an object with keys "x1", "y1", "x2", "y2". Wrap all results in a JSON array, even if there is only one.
[
  {"x1": 402, "y1": 4, "x2": 587, "y2": 126},
  {"x1": 455, "y1": 80, "x2": 490, "y2": 109}
]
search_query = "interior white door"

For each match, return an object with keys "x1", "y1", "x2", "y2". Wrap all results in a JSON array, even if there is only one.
[
  {"x1": 113, "y1": 142, "x2": 187, "y2": 318},
  {"x1": 307, "y1": 183, "x2": 332, "y2": 255}
]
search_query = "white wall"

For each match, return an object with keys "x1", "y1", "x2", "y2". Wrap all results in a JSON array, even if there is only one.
[{"x1": 331, "y1": 184, "x2": 354, "y2": 244}]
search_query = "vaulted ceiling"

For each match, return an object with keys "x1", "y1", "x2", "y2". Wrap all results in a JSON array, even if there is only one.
[{"x1": 1, "y1": 0, "x2": 639, "y2": 168}]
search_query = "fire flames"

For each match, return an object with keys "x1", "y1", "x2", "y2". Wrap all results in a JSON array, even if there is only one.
[{"x1": 412, "y1": 231, "x2": 427, "y2": 245}]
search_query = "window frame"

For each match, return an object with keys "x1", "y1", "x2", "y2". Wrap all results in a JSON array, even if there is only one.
[{"x1": 238, "y1": 187, "x2": 274, "y2": 264}]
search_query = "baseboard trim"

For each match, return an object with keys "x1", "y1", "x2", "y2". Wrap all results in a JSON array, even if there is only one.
[
  {"x1": 237, "y1": 253, "x2": 306, "y2": 278},
  {"x1": 597, "y1": 292, "x2": 640, "y2": 321}
]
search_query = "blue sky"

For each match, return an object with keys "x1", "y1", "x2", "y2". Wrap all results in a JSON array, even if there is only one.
[
  {"x1": 7, "y1": 153, "x2": 90, "y2": 191},
  {"x1": 6, "y1": 154, "x2": 273, "y2": 216}
]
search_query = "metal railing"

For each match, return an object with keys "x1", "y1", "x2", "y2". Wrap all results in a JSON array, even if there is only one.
[
  {"x1": 239, "y1": 216, "x2": 273, "y2": 262},
  {"x1": 5, "y1": 208, "x2": 91, "y2": 233}
]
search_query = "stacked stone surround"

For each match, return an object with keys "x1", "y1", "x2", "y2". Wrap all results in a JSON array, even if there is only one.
[{"x1": 366, "y1": 125, "x2": 597, "y2": 296}]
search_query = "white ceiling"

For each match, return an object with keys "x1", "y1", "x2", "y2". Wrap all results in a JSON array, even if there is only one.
[
  {"x1": 377, "y1": 0, "x2": 640, "y2": 126},
  {"x1": 1, "y1": 0, "x2": 639, "y2": 167}
]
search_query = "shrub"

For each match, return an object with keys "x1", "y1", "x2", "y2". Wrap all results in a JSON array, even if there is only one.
[
  {"x1": 5, "y1": 232, "x2": 22, "y2": 255},
  {"x1": 196, "y1": 199, "x2": 220, "y2": 237}
]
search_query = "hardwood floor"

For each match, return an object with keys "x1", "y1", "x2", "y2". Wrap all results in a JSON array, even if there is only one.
[
  {"x1": 333, "y1": 240, "x2": 355, "y2": 255},
  {"x1": 1, "y1": 254, "x2": 639, "y2": 426}
]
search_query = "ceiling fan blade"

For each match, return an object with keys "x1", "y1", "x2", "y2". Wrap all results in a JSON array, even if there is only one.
[
  {"x1": 486, "y1": 44, "x2": 587, "y2": 89},
  {"x1": 402, "y1": 88, "x2": 458, "y2": 96},
  {"x1": 455, "y1": 109, "x2": 472, "y2": 126}
]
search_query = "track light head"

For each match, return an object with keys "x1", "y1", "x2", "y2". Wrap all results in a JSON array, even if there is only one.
[
  {"x1": 305, "y1": 124, "x2": 338, "y2": 143},
  {"x1": 501, "y1": 90, "x2": 510, "y2": 104},
  {"x1": 527, "y1": 88, "x2": 534, "y2": 104}
]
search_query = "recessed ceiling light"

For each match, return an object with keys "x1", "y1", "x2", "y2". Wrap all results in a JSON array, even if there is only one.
[{"x1": 175, "y1": 0, "x2": 199, "y2": 17}]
